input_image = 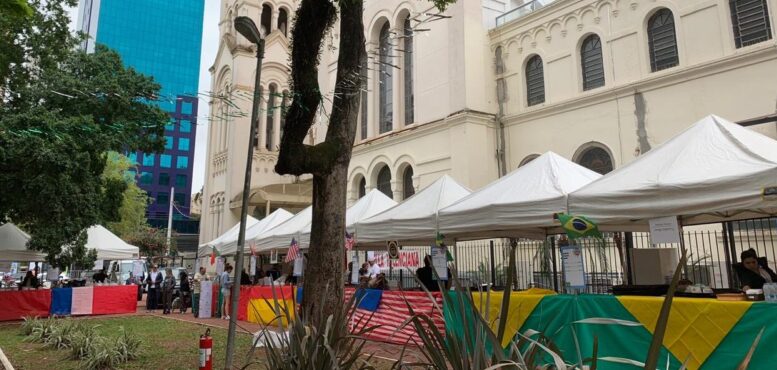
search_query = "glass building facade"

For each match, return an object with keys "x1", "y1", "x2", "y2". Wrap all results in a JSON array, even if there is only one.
[{"x1": 79, "y1": 0, "x2": 204, "y2": 220}]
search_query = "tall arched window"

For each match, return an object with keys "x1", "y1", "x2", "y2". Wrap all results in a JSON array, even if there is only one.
[
  {"x1": 260, "y1": 4, "x2": 272, "y2": 36},
  {"x1": 379, "y1": 23, "x2": 393, "y2": 134},
  {"x1": 525, "y1": 55, "x2": 545, "y2": 106},
  {"x1": 495, "y1": 46, "x2": 504, "y2": 74},
  {"x1": 402, "y1": 166, "x2": 415, "y2": 200},
  {"x1": 403, "y1": 17, "x2": 414, "y2": 125},
  {"x1": 360, "y1": 57, "x2": 368, "y2": 140},
  {"x1": 376, "y1": 166, "x2": 392, "y2": 198},
  {"x1": 279, "y1": 90, "x2": 289, "y2": 141},
  {"x1": 581, "y1": 35, "x2": 604, "y2": 90},
  {"x1": 253, "y1": 85, "x2": 263, "y2": 147},
  {"x1": 648, "y1": 8, "x2": 679, "y2": 72},
  {"x1": 358, "y1": 177, "x2": 366, "y2": 199},
  {"x1": 577, "y1": 147, "x2": 613, "y2": 174},
  {"x1": 730, "y1": 0, "x2": 772, "y2": 48},
  {"x1": 265, "y1": 84, "x2": 277, "y2": 150},
  {"x1": 278, "y1": 8, "x2": 288, "y2": 36}
]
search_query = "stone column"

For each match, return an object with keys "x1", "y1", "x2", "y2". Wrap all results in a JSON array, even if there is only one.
[
  {"x1": 258, "y1": 94, "x2": 268, "y2": 150},
  {"x1": 390, "y1": 180, "x2": 402, "y2": 202},
  {"x1": 271, "y1": 9, "x2": 278, "y2": 33},
  {"x1": 272, "y1": 103, "x2": 281, "y2": 151}
]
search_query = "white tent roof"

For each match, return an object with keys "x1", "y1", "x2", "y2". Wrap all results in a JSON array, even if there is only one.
[
  {"x1": 85, "y1": 225, "x2": 140, "y2": 260},
  {"x1": 568, "y1": 115, "x2": 777, "y2": 229},
  {"x1": 198, "y1": 215, "x2": 260, "y2": 249},
  {"x1": 215, "y1": 208, "x2": 295, "y2": 256},
  {"x1": 355, "y1": 174, "x2": 472, "y2": 246},
  {"x1": 438, "y1": 152, "x2": 601, "y2": 239},
  {"x1": 255, "y1": 206, "x2": 313, "y2": 251},
  {"x1": 0, "y1": 223, "x2": 46, "y2": 262}
]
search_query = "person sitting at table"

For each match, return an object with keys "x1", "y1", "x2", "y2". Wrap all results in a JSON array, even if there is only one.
[
  {"x1": 19, "y1": 271, "x2": 40, "y2": 290},
  {"x1": 737, "y1": 248, "x2": 777, "y2": 290},
  {"x1": 92, "y1": 269, "x2": 107, "y2": 284},
  {"x1": 416, "y1": 255, "x2": 451, "y2": 291}
]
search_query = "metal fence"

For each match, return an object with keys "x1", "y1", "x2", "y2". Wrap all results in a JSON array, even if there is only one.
[{"x1": 383, "y1": 217, "x2": 777, "y2": 294}]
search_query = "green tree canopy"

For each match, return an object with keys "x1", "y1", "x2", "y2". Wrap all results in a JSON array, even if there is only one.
[
  {"x1": 103, "y1": 152, "x2": 150, "y2": 239},
  {"x1": 0, "y1": 0, "x2": 168, "y2": 267}
]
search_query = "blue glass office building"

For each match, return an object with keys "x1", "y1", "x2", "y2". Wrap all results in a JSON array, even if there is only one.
[{"x1": 79, "y1": 0, "x2": 204, "y2": 221}]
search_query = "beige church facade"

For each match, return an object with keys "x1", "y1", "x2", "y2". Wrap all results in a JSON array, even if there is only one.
[{"x1": 200, "y1": 0, "x2": 777, "y2": 245}]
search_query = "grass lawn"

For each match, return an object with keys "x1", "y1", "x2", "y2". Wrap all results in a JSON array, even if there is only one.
[{"x1": 0, "y1": 316, "x2": 258, "y2": 370}]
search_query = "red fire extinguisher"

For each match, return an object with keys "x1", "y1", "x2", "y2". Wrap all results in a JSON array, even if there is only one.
[{"x1": 199, "y1": 328, "x2": 212, "y2": 370}]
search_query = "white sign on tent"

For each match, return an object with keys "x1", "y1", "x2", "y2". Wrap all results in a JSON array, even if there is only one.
[
  {"x1": 430, "y1": 245, "x2": 448, "y2": 280},
  {"x1": 649, "y1": 216, "x2": 681, "y2": 244},
  {"x1": 560, "y1": 245, "x2": 585, "y2": 290}
]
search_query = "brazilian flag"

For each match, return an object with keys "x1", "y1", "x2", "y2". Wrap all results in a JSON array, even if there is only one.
[
  {"x1": 436, "y1": 232, "x2": 454, "y2": 261},
  {"x1": 555, "y1": 213, "x2": 602, "y2": 240}
]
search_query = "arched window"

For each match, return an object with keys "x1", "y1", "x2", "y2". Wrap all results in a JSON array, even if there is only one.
[
  {"x1": 581, "y1": 35, "x2": 604, "y2": 90},
  {"x1": 265, "y1": 84, "x2": 277, "y2": 150},
  {"x1": 253, "y1": 85, "x2": 263, "y2": 147},
  {"x1": 402, "y1": 166, "x2": 415, "y2": 200},
  {"x1": 379, "y1": 23, "x2": 393, "y2": 133},
  {"x1": 403, "y1": 17, "x2": 414, "y2": 125},
  {"x1": 577, "y1": 147, "x2": 613, "y2": 174},
  {"x1": 376, "y1": 166, "x2": 392, "y2": 198},
  {"x1": 519, "y1": 154, "x2": 539, "y2": 167},
  {"x1": 279, "y1": 90, "x2": 289, "y2": 141},
  {"x1": 278, "y1": 8, "x2": 288, "y2": 36},
  {"x1": 648, "y1": 8, "x2": 679, "y2": 72},
  {"x1": 495, "y1": 46, "x2": 504, "y2": 74},
  {"x1": 260, "y1": 4, "x2": 272, "y2": 36},
  {"x1": 360, "y1": 57, "x2": 368, "y2": 140},
  {"x1": 525, "y1": 55, "x2": 545, "y2": 106},
  {"x1": 358, "y1": 177, "x2": 366, "y2": 199},
  {"x1": 730, "y1": 0, "x2": 772, "y2": 48}
]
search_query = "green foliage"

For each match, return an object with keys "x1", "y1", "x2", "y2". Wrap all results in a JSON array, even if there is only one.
[
  {"x1": 81, "y1": 329, "x2": 142, "y2": 370},
  {"x1": 22, "y1": 316, "x2": 58, "y2": 343},
  {"x1": 104, "y1": 152, "x2": 150, "y2": 239},
  {"x1": 125, "y1": 226, "x2": 176, "y2": 258},
  {"x1": 0, "y1": 0, "x2": 167, "y2": 266}
]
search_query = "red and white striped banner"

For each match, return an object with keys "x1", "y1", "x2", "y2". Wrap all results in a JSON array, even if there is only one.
[{"x1": 345, "y1": 288, "x2": 445, "y2": 345}]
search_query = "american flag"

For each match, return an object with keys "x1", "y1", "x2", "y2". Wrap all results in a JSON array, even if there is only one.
[
  {"x1": 345, "y1": 231, "x2": 355, "y2": 251},
  {"x1": 285, "y1": 238, "x2": 300, "y2": 263}
]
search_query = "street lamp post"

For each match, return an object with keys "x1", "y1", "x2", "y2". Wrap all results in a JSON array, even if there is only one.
[{"x1": 225, "y1": 16, "x2": 265, "y2": 370}]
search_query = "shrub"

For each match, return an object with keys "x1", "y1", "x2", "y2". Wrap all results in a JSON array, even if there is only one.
[{"x1": 23, "y1": 316, "x2": 57, "y2": 343}]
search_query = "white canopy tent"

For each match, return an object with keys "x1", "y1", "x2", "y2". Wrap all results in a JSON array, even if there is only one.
[
  {"x1": 0, "y1": 223, "x2": 46, "y2": 262},
  {"x1": 568, "y1": 115, "x2": 777, "y2": 229},
  {"x1": 85, "y1": 225, "x2": 140, "y2": 260},
  {"x1": 355, "y1": 174, "x2": 472, "y2": 247},
  {"x1": 198, "y1": 215, "x2": 260, "y2": 253},
  {"x1": 255, "y1": 206, "x2": 313, "y2": 251},
  {"x1": 438, "y1": 151, "x2": 601, "y2": 240},
  {"x1": 214, "y1": 208, "x2": 295, "y2": 256}
]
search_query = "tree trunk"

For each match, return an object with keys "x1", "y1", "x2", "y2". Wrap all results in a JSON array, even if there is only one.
[{"x1": 275, "y1": 0, "x2": 365, "y2": 321}]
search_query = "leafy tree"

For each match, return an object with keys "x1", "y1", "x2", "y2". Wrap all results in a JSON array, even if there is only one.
[
  {"x1": 125, "y1": 226, "x2": 176, "y2": 260},
  {"x1": 275, "y1": 0, "x2": 456, "y2": 320},
  {"x1": 103, "y1": 152, "x2": 151, "y2": 239},
  {"x1": 0, "y1": 0, "x2": 168, "y2": 267}
]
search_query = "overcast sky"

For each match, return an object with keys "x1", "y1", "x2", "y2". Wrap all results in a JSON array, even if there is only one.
[{"x1": 67, "y1": 0, "x2": 220, "y2": 195}]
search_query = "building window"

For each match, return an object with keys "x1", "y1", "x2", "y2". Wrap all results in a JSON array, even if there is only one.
[
  {"x1": 174, "y1": 193, "x2": 186, "y2": 206},
  {"x1": 140, "y1": 172, "x2": 153, "y2": 185},
  {"x1": 176, "y1": 156, "x2": 189, "y2": 169},
  {"x1": 127, "y1": 152, "x2": 137, "y2": 164},
  {"x1": 181, "y1": 101, "x2": 193, "y2": 115},
  {"x1": 403, "y1": 17, "x2": 414, "y2": 126},
  {"x1": 730, "y1": 0, "x2": 772, "y2": 48},
  {"x1": 358, "y1": 177, "x2": 366, "y2": 198},
  {"x1": 165, "y1": 136, "x2": 173, "y2": 150},
  {"x1": 175, "y1": 174, "x2": 187, "y2": 188},
  {"x1": 402, "y1": 166, "x2": 415, "y2": 200},
  {"x1": 165, "y1": 120, "x2": 175, "y2": 131},
  {"x1": 159, "y1": 173, "x2": 170, "y2": 186},
  {"x1": 253, "y1": 86, "x2": 263, "y2": 148},
  {"x1": 260, "y1": 4, "x2": 272, "y2": 36},
  {"x1": 278, "y1": 8, "x2": 288, "y2": 36},
  {"x1": 160, "y1": 154, "x2": 172, "y2": 168},
  {"x1": 577, "y1": 147, "x2": 613, "y2": 175},
  {"x1": 525, "y1": 55, "x2": 545, "y2": 106},
  {"x1": 180, "y1": 120, "x2": 192, "y2": 133},
  {"x1": 581, "y1": 35, "x2": 605, "y2": 90},
  {"x1": 495, "y1": 46, "x2": 504, "y2": 74},
  {"x1": 648, "y1": 8, "x2": 679, "y2": 72},
  {"x1": 178, "y1": 138, "x2": 190, "y2": 151},
  {"x1": 360, "y1": 57, "x2": 368, "y2": 140},
  {"x1": 379, "y1": 22, "x2": 393, "y2": 134},
  {"x1": 376, "y1": 166, "x2": 392, "y2": 198},
  {"x1": 266, "y1": 84, "x2": 277, "y2": 150},
  {"x1": 142, "y1": 153, "x2": 155, "y2": 166},
  {"x1": 156, "y1": 192, "x2": 169, "y2": 206}
]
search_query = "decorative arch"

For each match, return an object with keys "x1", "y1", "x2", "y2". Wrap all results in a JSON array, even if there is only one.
[
  {"x1": 519, "y1": 154, "x2": 541, "y2": 167},
  {"x1": 350, "y1": 170, "x2": 367, "y2": 199},
  {"x1": 367, "y1": 155, "x2": 392, "y2": 185},
  {"x1": 376, "y1": 165, "x2": 393, "y2": 199},
  {"x1": 260, "y1": 3, "x2": 273, "y2": 36},
  {"x1": 579, "y1": 33, "x2": 605, "y2": 90},
  {"x1": 645, "y1": 7, "x2": 679, "y2": 72},
  {"x1": 573, "y1": 142, "x2": 614, "y2": 174},
  {"x1": 277, "y1": 7, "x2": 288, "y2": 36}
]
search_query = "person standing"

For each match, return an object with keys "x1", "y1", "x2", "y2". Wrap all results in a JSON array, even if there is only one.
[
  {"x1": 19, "y1": 271, "x2": 39, "y2": 290},
  {"x1": 192, "y1": 267, "x2": 208, "y2": 317},
  {"x1": 179, "y1": 270, "x2": 191, "y2": 314},
  {"x1": 220, "y1": 265, "x2": 233, "y2": 320},
  {"x1": 145, "y1": 265, "x2": 162, "y2": 312},
  {"x1": 161, "y1": 267, "x2": 176, "y2": 315}
]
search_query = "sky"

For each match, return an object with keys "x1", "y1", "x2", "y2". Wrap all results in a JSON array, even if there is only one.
[{"x1": 67, "y1": 0, "x2": 220, "y2": 195}]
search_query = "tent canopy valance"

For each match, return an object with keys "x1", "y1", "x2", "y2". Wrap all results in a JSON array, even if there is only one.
[{"x1": 567, "y1": 115, "x2": 777, "y2": 230}]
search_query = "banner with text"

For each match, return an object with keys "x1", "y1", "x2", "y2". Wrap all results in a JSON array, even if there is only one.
[{"x1": 374, "y1": 251, "x2": 420, "y2": 268}]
